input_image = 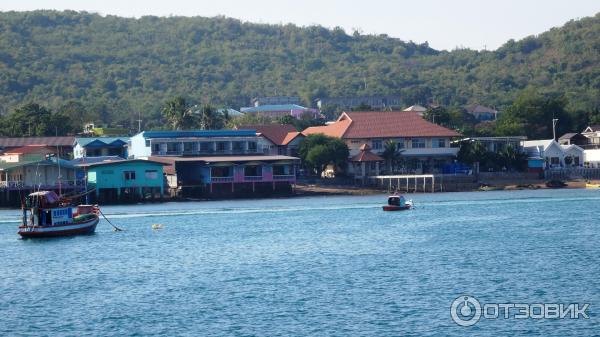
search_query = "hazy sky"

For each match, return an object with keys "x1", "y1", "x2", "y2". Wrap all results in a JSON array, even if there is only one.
[{"x1": 2, "y1": 0, "x2": 600, "y2": 50}]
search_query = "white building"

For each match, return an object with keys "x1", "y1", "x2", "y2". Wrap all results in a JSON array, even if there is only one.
[{"x1": 522, "y1": 139, "x2": 584, "y2": 168}]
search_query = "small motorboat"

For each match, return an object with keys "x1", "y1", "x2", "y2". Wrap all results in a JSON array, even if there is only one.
[
  {"x1": 585, "y1": 183, "x2": 600, "y2": 189},
  {"x1": 18, "y1": 191, "x2": 100, "y2": 238},
  {"x1": 382, "y1": 195, "x2": 413, "y2": 211}
]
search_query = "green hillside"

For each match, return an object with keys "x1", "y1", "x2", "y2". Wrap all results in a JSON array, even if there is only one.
[{"x1": 0, "y1": 10, "x2": 599, "y2": 129}]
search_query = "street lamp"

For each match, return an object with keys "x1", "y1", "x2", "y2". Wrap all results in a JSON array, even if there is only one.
[{"x1": 552, "y1": 118, "x2": 559, "y2": 141}]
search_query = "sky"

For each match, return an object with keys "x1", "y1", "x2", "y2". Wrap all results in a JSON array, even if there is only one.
[{"x1": 2, "y1": 0, "x2": 600, "y2": 51}]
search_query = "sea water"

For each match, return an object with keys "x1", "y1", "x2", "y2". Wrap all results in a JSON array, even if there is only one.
[{"x1": 0, "y1": 189, "x2": 598, "y2": 336}]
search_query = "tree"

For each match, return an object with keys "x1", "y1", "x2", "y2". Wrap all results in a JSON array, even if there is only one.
[
  {"x1": 161, "y1": 97, "x2": 196, "y2": 130},
  {"x1": 226, "y1": 113, "x2": 275, "y2": 128},
  {"x1": 276, "y1": 114, "x2": 296, "y2": 125},
  {"x1": 499, "y1": 145, "x2": 528, "y2": 171},
  {"x1": 504, "y1": 89, "x2": 571, "y2": 139},
  {"x1": 423, "y1": 106, "x2": 450, "y2": 126},
  {"x1": 1, "y1": 103, "x2": 77, "y2": 136},
  {"x1": 57, "y1": 101, "x2": 91, "y2": 130},
  {"x1": 298, "y1": 134, "x2": 349, "y2": 176},
  {"x1": 457, "y1": 140, "x2": 487, "y2": 165},
  {"x1": 306, "y1": 145, "x2": 331, "y2": 174},
  {"x1": 195, "y1": 104, "x2": 224, "y2": 130},
  {"x1": 381, "y1": 140, "x2": 403, "y2": 173}
]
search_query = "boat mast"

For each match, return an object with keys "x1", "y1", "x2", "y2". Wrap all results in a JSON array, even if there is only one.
[{"x1": 56, "y1": 127, "x2": 62, "y2": 196}]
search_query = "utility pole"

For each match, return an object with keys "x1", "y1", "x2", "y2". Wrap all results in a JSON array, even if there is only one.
[
  {"x1": 137, "y1": 111, "x2": 142, "y2": 133},
  {"x1": 552, "y1": 118, "x2": 559, "y2": 140}
]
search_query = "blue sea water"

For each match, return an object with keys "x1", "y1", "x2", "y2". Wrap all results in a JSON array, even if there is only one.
[{"x1": 0, "y1": 189, "x2": 598, "y2": 336}]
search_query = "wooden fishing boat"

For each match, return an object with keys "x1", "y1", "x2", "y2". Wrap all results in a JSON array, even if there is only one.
[
  {"x1": 18, "y1": 191, "x2": 100, "y2": 238},
  {"x1": 382, "y1": 195, "x2": 413, "y2": 211}
]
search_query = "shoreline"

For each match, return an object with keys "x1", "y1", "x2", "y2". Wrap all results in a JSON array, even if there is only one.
[
  {"x1": 0, "y1": 180, "x2": 597, "y2": 210},
  {"x1": 294, "y1": 179, "x2": 599, "y2": 196}
]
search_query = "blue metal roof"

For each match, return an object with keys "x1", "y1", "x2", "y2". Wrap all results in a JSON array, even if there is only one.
[
  {"x1": 75, "y1": 137, "x2": 129, "y2": 147},
  {"x1": 141, "y1": 130, "x2": 256, "y2": 138},
  {"x1": 69, "y1": 156, "x2": 125, "y2": 165},
  {"x1": 240, "y1": 104, "x2": 310, "y2": 113}
]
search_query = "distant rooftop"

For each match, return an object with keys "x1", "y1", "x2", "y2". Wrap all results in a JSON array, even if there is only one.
[
  {"x1": 0, "y1": 136, "x2": 75, "y2": 148},
  {"x1": 402, "y1": 105, "x2": 428, "y2": 112},
  {"x1": 69, "y1": 156, "x2": 125, "y2": 165},
  {"x1": 465, "y1": 104, "x2": 498, "y2": 114},
  {"x1": 240, "y1": 104, "x2": 313, "y2": 113},
  {"x1": 238, "y1": 124, "x2": 301, "y2": 145},
  {"x1": 138, "y1": 130, "x2": 257, "y2": 139},
  {"x1": 75, "y1": 137, "x2": 129, "y2": 147}
]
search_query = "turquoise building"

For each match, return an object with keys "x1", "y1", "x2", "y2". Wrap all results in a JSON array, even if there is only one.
[{"x1": 77, "y1": 159, "x2": 166, "y2": 202}]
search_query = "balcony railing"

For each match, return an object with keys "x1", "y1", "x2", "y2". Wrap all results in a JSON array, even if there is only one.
[
  {"x1": 211, "y1": 177, "x2": 234, "y2": 183},
  {"x1": 273, "y1": 175, "x2": 296, "y2": 180},
  {"x1": 152, "y1": 149, "x2": 260, "y2": 156},
  {"x1": 244, "y1": 176, "x2": 263, "y2": 181},
  {"x1": 0, "y1": 179, "x2": 86, "y2": 189}
]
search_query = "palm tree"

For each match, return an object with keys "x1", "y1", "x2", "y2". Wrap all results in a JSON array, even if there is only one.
[
  {"x1": 197, "y1": 104, "x2": 224, "y2": 130},
  {"x1": 500, "y1": 145, "x2": 528, "y2": 171},
  {"x1": 161, "y1": 97, "x2": 196, "y2": 130},
  {"x1": 382, "y1": 140, "x2": 404, "y2": 173}
]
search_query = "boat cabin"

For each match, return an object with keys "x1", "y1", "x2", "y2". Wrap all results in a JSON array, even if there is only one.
[
  {"x1": 388, "y1": 195, "x2": 406, "y2": 206},
  {"x1": 24, "y1": 191, "x2": 73, "y2": 226}
]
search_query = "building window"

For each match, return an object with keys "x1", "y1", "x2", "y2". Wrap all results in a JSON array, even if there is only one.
[
  {"x1": 124, "y1": 171, "x2": 136, "y2": 180},
  {"x1": 152, "y1": 143, "x2": 161, "y2": 153},
  {"x1": 145, "y1": 170, "x2": 158, "y2": 179},
  {"x1": 244, "y1": 165, "x2": 262, "y2": 177},
  {"x1": 232, "y1": 141, "x2": 244, "y2": 151},
  {"x1": 248, "y1": 141, "x2": 257, "y2": 152},
  {"x1": 411, "y1": 138, "x2": 426, "y2": 148},
  {"x1": 432, "y1": 138, "x2": 446, "y2": 148},
  {"x1": 216, "y1": 142, "x2": 227, "y2": 152},
  {"x1": 550, "y1": 157, "x2": 560, "y2": 165},
  {"x1": 145, "y1": 139, "x2": 150, "y2": 147},
  {"x1": 183, "y1": 142, "x2": 195, "y2": 152},
  {"x1": 395, "y1": 139, "x2": 405, "y2": 149},
  {"x1": 166, "y1": 142, "x2": 179, "y2": 153},
  {"x1": 351, "y1": 140, "x2": 361, "y2": 144},
  {"x1": 211, "y1": 166, "x2": 232, "y2": 177},
  {"x1": 372, "y1": 139, "x2": 382, "y2": 150},
  {"x1": 108, "y1": 148, "x2": 122, "y2": 156},
  {"x1": 272, "y1": 165, "x2": 290, "y2": 175},
  {"x1": 200, "y1": 142, "x2": 212, "y2": 152}
]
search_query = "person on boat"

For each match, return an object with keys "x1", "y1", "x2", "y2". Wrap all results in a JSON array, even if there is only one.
[{"x1": 388, "y1": 195, "x2": 406, "y2": 207}]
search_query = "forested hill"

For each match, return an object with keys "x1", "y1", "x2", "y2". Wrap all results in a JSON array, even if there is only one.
[{"x1": 0, "y1": 10, "x2": 599, "y2": 128}]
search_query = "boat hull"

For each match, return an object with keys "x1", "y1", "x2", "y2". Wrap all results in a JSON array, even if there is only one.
[
  {"x1": 18, "y1": 216, "x2": 99, "y2": 238},
  {"x1": 586, "y1": 183, "x2": 600, "y2": 189},
  {"x1": 382, "y1": 205, "x2": 411, "y2": 211}
]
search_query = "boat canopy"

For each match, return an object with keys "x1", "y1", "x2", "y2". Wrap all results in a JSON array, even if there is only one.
[
  {"x1": 387, "y1": 195, "x2": 404, "y2": 206},
  {"x1": 27, "y1": 191, "x2": 60, "y2": 207}
]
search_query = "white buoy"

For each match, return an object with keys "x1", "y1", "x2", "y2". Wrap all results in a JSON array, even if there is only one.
[{"x1": 152, "y1": 224, "x2": 164, "y2": 230}]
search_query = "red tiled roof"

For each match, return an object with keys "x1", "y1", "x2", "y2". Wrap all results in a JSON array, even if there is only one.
[
  {"x1": 340, "y1": 111, "x2": 462, "y2": 139},
  {"x1": 302, "y1": 119, "x2": 352, "y2": 138},
  {"x1": 280, "y1": 131, "x2": 303, "y2": 145},
  {"x1": 5, "y1": 145, "x2": 55, "y2": 154},
  {"x1": 0, "y1": 137, "x2": 75, "y2": 148},
  {"x1": 239, "y1": 124, "x2": 299, "y2": 145},
  {"x1": 350, "y1": 149, "x2": 384, "y2": 162},
  {"x1": 303, "y1": 112, "x2": 460, "y2": 139}
]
